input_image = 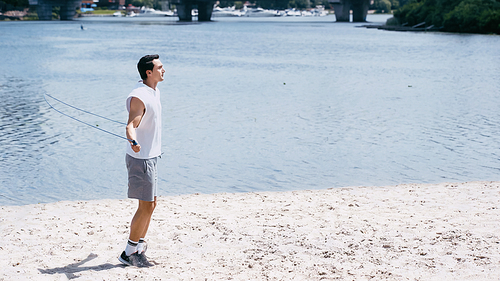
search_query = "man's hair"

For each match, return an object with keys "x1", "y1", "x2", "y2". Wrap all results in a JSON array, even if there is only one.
[{"x1": 137, "y1": 54, "x2": 160, "y2": 80}]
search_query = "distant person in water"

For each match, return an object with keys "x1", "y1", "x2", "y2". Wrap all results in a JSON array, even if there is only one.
[{"x1": 118, "y1": 54, "x2": 165, "y2": 267}]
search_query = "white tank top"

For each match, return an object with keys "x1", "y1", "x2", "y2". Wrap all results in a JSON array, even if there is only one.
[{"x1": 126, "y1": 81, "x2": 162, "y2": 159}]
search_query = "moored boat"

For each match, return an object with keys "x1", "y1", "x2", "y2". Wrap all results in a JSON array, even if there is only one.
[
  {"x1": 212, "y1": 6, "x2": 243, "y2": 17},
  {"x1": 136, "y1": 7, "x2": 174, "y2": 17},
  {"x1": 243, "y1": 6, "x2": 279, "y2": 17}
]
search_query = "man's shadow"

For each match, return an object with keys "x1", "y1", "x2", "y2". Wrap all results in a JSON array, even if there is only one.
[{"x1": 39, "y1": 253, "x2": 123, "y2": 279}]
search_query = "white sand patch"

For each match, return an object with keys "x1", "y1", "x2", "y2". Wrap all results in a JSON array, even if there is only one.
[{"x1": 1, "y1": 181, "x2": 499, "y2": 280}]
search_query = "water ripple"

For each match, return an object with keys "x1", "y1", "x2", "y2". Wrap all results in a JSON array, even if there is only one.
[{"x1": 1, "y1": 18, "x2": 500, "y2": 205}]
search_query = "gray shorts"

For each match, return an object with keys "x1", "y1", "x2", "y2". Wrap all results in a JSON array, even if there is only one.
[{"x1": 126, "y1": 154, "x2": 158, "y2": 202}]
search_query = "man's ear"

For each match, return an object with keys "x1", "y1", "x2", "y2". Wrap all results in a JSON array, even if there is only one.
[{"x1": 146, "y1": 70, "x2": 152, "y2": 77}]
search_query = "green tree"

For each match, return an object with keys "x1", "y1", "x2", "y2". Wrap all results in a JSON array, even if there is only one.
[
  {"x1": 234, "y1": 1, "x2": 244, "y2": 9},
  {"x1": 372, "y1": 0, "x2": 392, "y2": 13},
  {"x1": 218, "y1": 1, "x2": 234, "y2": 8},
  {"x1": 394, "y1": 0, "x2": 500, "y2": 34},
  {"x1": 1, "y1": 0, "x2": 29, "y2": 10},
  {"x1": 444, "y1": 0, "x2": 500, "y2": 33},
  {"x1": 126, "y1": 0, "x2": 156, "y2": 9},
  {"x1": 288, "y1": 0, "x2": 309, "y2": 9},
  {"x1": 371, "y1": 0, "x2": 399, "y2": 11}
]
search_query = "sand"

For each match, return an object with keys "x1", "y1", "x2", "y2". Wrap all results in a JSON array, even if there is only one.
[{"x1": 1, "y1": 181, "x2": 499, "y2": 280}]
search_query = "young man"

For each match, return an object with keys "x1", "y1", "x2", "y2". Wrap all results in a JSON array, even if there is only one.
[{"x1": 119, "y1": 54, "x2": 165, "y2": 267}]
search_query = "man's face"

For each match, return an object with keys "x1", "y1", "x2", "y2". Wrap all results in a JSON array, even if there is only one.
[{"x1": 149, "y1": 59, "x2": 165, "y2": 83}]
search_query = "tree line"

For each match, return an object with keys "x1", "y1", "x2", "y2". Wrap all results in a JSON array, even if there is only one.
[
  {"x1": 1, "y1": 0, "x2": 28, "y2": 11},
  {"x1": 392, "y1": 0, "x2": 500, "y2": 34}
]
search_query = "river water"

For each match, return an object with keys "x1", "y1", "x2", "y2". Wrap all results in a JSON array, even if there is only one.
[{"x1": 0, "y1": 15, "x2": 499, "y2": 205}]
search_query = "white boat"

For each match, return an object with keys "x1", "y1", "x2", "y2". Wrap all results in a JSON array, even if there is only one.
[
  {"x1": 276, "y1": 10, "x2": 287, "y2": 17},
  {"x1": 243, "y1": 7, "x2": 279, "y2": 17},
  {"x1": 285, "y1": 9, "x2": 301, "y2": 16},
  {"x1": 301, "y1": 10, "x2": 314, "y2": 17},
  {"x1": 311, "y1": 6, "x2": 329, "y2": 16},
  {"x1": 113, "y1": 11, "x2": 123, "y2": 17},
  {"x1": 212, "y1": 6, "x2": 243, "y2": 17},
  {"x1": 136, "y1": 7, "x2": 174, "y2": 17}
]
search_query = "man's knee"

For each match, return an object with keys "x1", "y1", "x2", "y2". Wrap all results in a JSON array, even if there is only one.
[
  {"x1": 139, "y1": 200, "x2": 156, "y2": 214},
  {"x1": 152, "y1": 196, "x2": 157, "y2": 210}
]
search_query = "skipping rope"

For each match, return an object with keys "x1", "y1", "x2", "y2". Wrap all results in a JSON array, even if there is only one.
[{"x1": 43, "y1": 93, "x2": 137, "y2": 145}]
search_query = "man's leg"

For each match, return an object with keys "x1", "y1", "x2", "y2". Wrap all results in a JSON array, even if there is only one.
[
  {"x1": 119, "y1": 199, "x2": 156, "y2": 267},
  {"x1": 139, "y1": 197, "x2": 157, "y2": 236},
  {"x1": 130, "y1": 198, "x2": 156, "y2": 242},
  {"x1": 121, "y1": 155, "x2": 158, "y2": 267},
  {"x1": 136, "y1": 197, "x2": 157, "y2": 254}
]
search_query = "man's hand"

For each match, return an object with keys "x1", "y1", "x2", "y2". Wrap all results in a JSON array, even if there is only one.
[{"x1": 131, "y1": 141, "x2": 141, "y2": 153}]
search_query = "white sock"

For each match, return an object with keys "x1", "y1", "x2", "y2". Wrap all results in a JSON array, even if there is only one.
[
  {"x1": 125, "y1": 239, "x2": 138, "y2": 256},
  {"x1": 137, "y1": 238, "x2": 145, "y2": 254}
]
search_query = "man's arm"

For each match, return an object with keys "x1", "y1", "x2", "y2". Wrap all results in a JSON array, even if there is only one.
[{"x1": 126, "y1": 97, "x2": 145, "y2": 153}]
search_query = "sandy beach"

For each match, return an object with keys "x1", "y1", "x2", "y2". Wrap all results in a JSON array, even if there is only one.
[{"x1": 1, "y1": 181, "x2": 499, "y2": 280}]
